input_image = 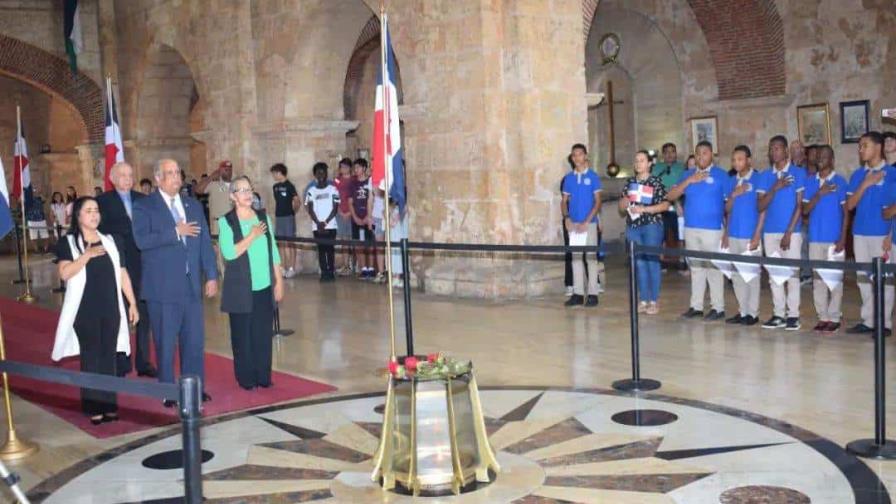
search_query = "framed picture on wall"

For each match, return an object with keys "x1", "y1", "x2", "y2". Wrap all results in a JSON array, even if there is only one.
[
  {"x1": 796, "y1": 103, "x2": 832, "y2": 145},
  {"x1": 840, "y1": 100, "x2": 870, "y2": 144},
  {"x1": 689, "y1": 116, "x2": 719, "y2": 154}
]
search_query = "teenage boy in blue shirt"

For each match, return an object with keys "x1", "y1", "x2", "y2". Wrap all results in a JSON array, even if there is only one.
[
  {"x1": 721, "y1": 145, "x2": 765, "y2": 326},
  {"x1": 758, "y1": 135, "x2": 807, "y2": 331},
  {"x1": 846, "y1": 131, "x2": 896, "y2": 335},
  {"x1": 666, "y1": 141, "x2": 731, "y2": 320},
  {"x1": 802, "y1": 145, "x2": 848, "y2": 333},
  {"x1": 561, "y1": 143, "x2": 602, "y2": 308}
]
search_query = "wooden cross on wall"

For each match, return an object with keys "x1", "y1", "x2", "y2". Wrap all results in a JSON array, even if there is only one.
[{"x1": 592, "y1": 80, "x2": 625, "y2": 166}]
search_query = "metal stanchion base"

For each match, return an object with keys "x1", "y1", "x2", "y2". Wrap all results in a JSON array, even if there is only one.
[
  {"x1": 16, "y1": 293, "x2": 36, "y2": 304},
  {"x1": 274, "y1": 329, "x2": 294, "y2": 338},
  {"x1": 0, "y1": 432, "x2": 39, "y2": 461},
  {"x1": 612, "y1": 378, "x2": 661, "y2": 392},
  {"x1": 846, "y1": 439, "x2": 896, "y2": 460}
]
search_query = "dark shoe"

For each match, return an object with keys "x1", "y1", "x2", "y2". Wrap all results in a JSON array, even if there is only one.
[
  {"x1": 90, "y1": 415, "x2": 104, "y2": 425},
  {"x1": 163, "y1": 399, "x2": 177, "y2": 408},
  {"x1": 585, "y1": 295, "x2": 599, "y2": 307},
  {"x1": 137, "y1": 367, "x2": 158, "y2": 378},
  {"x1": 869, "y1": 328, "x2": 893, "y2": 339},
  {"x1": 824, "y1": 322, "x2": 841, "y2": 333},
  {"x1": 785, "y1": 318, "x2": 801, "y2": 331},
  {"x1": 258, "y1": 382, "x2": 273, "y2": 389},
  {"x1": 202, "y1": 393, "x2": 212, "y2": 402},
  {"x1": 813, "y1": 321, "x2": 828, "y2": 331},
  {"x1": 704, "y1": 309, "x2": 725, "y2": 321},
  {"x1": 565, "y1": 295, "x2": 584, "y2": 307},
  {"x1": 847, "y1": 323, "x2": 874, "y2": 334},
  {"x1": 239, "y1": 384, "x2": 256, "y2": 391},
  {"x1": 741, "y1": 315, "x2": 759, "y2": 326},
  {"x1": 103, "y1": 413, "x2": 119, "y2": 423},
  {"x1": 681, "y1": 308, "x2": 704, "y2": 319},
  {"x1": 761, "y1": 316, "x2": 786, "y2": 329},
  {"x1": 725, "y1": 314, "x2": 744, "y2": 324}
]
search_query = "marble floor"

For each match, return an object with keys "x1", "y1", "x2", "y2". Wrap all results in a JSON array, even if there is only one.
[{"x1": 2, "y1": 249, "x2": 896, "y2": 503}]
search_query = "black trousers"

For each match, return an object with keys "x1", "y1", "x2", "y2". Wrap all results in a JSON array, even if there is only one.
[
  {"x1": 314, "y1": 229, "x2": 337, "y2": 276},
  {"x1": 117, "y1": 299, "x2": 152, "y2": 376},
  {"x1": 73, "y1": 314, "x2": 119, "y2": 415},
  {"x1": 228, "y1": 287, "x2": 274, "y2": 389},
  {"x1": 562, "y1": 218, "x2": 573, "y2": 287}
]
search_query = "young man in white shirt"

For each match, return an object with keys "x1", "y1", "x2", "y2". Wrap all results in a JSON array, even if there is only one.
[{"x1": 305, "y1": 162, "x2": 340, "y2": 282}]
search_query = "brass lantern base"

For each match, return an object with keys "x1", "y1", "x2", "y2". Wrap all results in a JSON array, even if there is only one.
[{"x1": 371, "y1": 368, "x2": 500, "y2": 496}]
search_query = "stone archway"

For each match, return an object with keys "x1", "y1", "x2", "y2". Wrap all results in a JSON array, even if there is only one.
[
  {"x1": 134, "y1": 43, "x2": 205, "y2": 180},
  {"x1": 586, "y1": 5, "x2": 686, "y2": 170},
  {"x1": 343, "y1": 15, "x2": 405, "y2": 158}
]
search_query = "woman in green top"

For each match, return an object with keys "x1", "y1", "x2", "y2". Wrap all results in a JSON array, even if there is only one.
[{"x1": 218, "y1": 176, "x2": 283, "y2": 390}]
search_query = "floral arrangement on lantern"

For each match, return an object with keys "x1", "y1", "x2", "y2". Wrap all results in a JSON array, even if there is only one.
[{"x1": 387, "y1": 353, "x2": 472, "y2": 380}]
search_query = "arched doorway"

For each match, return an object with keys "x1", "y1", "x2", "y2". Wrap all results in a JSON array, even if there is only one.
[
  {"x1": 585, "y1": 4, "x2": 685, "y2": 176},
  {"x1": 134, "y1": 44, "x2": 206, "y2": 181}
]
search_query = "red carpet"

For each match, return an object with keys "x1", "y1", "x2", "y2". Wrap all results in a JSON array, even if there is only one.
[{"x1": 0, "y1": 297, "x2": 336, "y2": 438}]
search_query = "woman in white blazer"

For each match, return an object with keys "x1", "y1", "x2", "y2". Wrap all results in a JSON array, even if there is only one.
[{"x1": 53, "y1": 196, "x2": 139, "y2": 425}]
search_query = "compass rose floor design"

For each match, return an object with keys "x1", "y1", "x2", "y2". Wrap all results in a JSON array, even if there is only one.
[{"x1": 28, "y1": 387, "x2": 889, "y2": 503}]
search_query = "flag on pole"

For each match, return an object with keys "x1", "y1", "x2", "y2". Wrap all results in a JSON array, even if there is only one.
[
  {"x1": 104, "y1": 78, "x2": 124, "y2": 191},
  {"x1": 0, "y1": 156, "x2": 14, "y2": 240},
  {"x1": 371, "y1": 14, "x2": 405, "y2": 211},
  {"x1": 64, "y1": 0, "x2": 82, "y2": 74},
  {"x1": 12, "y1": 110, "x2": 32, "y2": 209}
]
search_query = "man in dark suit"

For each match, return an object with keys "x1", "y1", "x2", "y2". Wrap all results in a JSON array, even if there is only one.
[
  {"x1": 133, "y1": 159, "x2": 218, "y2": 406},
  {"x1": 96, "y1": 162, "x2": 156, "y2": 378}
]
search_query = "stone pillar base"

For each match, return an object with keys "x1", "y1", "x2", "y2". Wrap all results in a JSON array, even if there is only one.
[{"x1": 422, "y1": 256, "x2": 565, "y2": 299}]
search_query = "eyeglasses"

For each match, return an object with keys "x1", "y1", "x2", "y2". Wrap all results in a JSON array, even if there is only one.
[{"x1": 232, "y1": 188, "x2": 253, "y2": 194}]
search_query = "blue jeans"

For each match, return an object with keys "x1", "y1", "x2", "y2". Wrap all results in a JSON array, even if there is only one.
[{"x1": 626, "y1": 222, "x2": 664, "y2": 303}]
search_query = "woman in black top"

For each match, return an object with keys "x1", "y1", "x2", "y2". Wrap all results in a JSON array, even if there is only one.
[
  {"x1": 618, "y1": 150, "x2": 670, "y2": 315},
  {"x1": 54, "y1": 197, "x2": 138, "y2": 424}
]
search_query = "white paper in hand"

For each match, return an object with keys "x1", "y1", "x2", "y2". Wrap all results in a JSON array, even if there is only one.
[
  {"x1": 569, "y1": 231, "x2": 587, "y2": 247},
  {"x1": 627, "y1": 205, "x2": 642, "y2": 222},
  {"x1": 711, "y1": 244, "x2": 735, "y2": 279},
  {"x1": 764, "y1": 250, "x2": 795, "y2": 286},
  {"x1": 677, "y1": 217, "x2": 685, "y2": 241},
  {"x1": 816, "y1": 245, "x2": 845, "y2": 291},
  {"x1": 733, "y1": 246, "x2": 761, "y2": 283}
]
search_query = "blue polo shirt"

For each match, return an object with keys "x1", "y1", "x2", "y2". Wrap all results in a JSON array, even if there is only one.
[
  {"x1": 848, "y1": 164, "x2": 896, "y2": 236},
  {"x1": 760, "y1": 163, "x2": 806, "y2": 234},
  {"x1": 562, "y1": 168, "x2": 602, "y2": 224},
  {"x1": 803, "y1": 172, "x2": 848, "y2": 243},
  {"x1": 727, "y1": 170, "x2": 765, "y2": 239},
  {"x1": 678, "y1": 165, "x2": 731, "y2": 230}
]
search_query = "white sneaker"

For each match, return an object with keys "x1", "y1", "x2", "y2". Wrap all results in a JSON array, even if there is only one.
[
  {"x1": 565, "y1": 286, "x2": 574, "y2": 297},
  {"x1": 392, "y1": 278, "x2": 404, "y2": 288},
  {"x1": 284, "y1": 267, "x2": 296, "y2": 279}
]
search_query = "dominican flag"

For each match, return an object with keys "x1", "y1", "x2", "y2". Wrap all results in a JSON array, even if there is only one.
[
  {"x1": 371, "y1": 14, "x2": 405, "y2": 211},
  {"x1": 12, "y1": 107, "x2": 32, "y2": 209},
  {"x1": 0, "y1": 156, "x2": 13, "y2": 240},
  {"x1": 627, "y1": 183, "x2": 654, "y2": 205},
  {"x1": 104, "y1": 78, "x2": 124, "y2": 191}
]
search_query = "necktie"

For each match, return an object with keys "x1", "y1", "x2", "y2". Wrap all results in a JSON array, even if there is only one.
[
  {"x1": 121, "y1": 193, "x2": 132, "y2": 219},
  {"x1": 170, "y1": 198, "x2": 189, "y2": 274}
]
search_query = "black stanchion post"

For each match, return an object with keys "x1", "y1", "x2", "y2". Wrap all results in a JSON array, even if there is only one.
[
  {"x1": 11, "y1": 224, "x2": 26, "y2": 286},
  {"x1": 846, "y1": 257, "x2": 896, "y2": 458},
  {"x1": 52, "y1": 225, "x2": 66, "y2": 294},
  {"x1": 401, "y1": 238, "x2": 414, "y2": 356},
  {"x1": 179, "y1": 375, "x2": 204, "y2": 503},
  {"x1": 612, "y1": 241, "x2": 661, "y2": 392},
  {"x1": 273, "y1": 305, "x2": 294, "y2": 338}
]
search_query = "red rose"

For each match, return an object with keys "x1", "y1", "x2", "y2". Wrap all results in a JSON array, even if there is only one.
[
  {"x1": 388, "y1": 360, "x2": 399, "y2": 375},
  {"x1": 427, "y1": 353, "x2": 439, "y2": 363},
  {"x1": 405, "y1": 356, "x2": 418, "y2": 371}
]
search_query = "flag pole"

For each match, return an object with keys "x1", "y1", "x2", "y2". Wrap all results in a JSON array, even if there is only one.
[
  {"x1": 380, "y1": 1, "x2": 397, "y2": 361},
  {"x1": 15, "y1": 106, "x2": 35, "y2": 304}
]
